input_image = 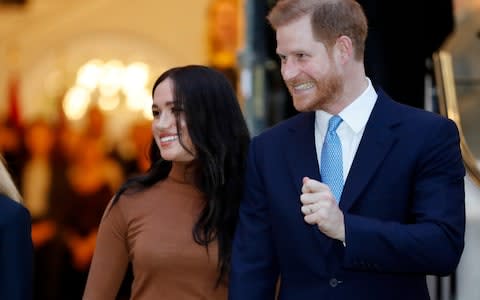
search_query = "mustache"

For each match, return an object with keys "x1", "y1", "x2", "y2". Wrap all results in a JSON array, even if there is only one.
[{"x1": 285, "y1": 77, "x2": 314, "y2": 87}]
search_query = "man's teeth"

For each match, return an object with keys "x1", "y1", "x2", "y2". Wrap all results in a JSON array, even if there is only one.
[
  {"x1": 160, "y1": 136, "x2": 178, "y2": 142},
  {"x1": 294, "y1": 82, "x2": 314, "y2": 90}
]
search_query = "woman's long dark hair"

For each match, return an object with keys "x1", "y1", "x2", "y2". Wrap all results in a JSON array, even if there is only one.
[{"x1": 113, "y1": 65, "x2": 250, "y2": 286}]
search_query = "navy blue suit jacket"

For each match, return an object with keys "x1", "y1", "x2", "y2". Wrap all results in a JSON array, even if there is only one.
[
  {"x1": 229, "y1": 91, "x2": 465, "y2": 299},
  {"x1": 0, "y1": 194, "x2": 33, "y2": 300}
]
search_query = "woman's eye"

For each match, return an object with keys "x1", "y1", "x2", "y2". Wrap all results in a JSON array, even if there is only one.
[
  {"x1": 171, "y1": 106, "x2": 184, "y2": 113},
  {"x1": 152, "y1": 110, "x2": 159, "y2": 117}
]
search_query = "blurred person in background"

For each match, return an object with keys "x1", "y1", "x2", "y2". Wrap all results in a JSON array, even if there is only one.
[
  {"x1": 119, "y1": 120, "x2": 153, "y2": 177},
  {"x1": 0, "y1": 154, "x2": 33, "y2": 300},
  {"x1": 21, "y1": 118, "x2": 68, "y2": 300},
  {"x1": 59, "y1": 135, "x2": 122, "y2": 299},
  {"x1": 0, "y1": 119, "x2": 25, "y2": 185}
]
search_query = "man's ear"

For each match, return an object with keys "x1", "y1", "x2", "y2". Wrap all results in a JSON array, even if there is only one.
[{"x1": 334, "y1": 35, "x2": 353, "y2": 64}]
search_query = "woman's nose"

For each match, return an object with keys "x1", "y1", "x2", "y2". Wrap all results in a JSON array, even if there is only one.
[{"x1": 155, "y1": 112, "x2": 173, "y2": 130}]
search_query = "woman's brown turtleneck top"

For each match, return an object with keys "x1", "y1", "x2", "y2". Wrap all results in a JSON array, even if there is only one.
[{"x1": 83, "y1": 163, "x2": 227, "y2": 299}]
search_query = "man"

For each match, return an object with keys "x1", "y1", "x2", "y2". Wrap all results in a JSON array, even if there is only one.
[{"x1": 229, "y1": 0, "x2": 466, "y2": 299}]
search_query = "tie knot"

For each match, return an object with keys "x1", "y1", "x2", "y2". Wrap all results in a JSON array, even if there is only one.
[{"x1": 327, "y1": 115, "x2": 343, "y2": 133}]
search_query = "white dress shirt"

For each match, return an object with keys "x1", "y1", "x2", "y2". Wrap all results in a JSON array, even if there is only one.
[{"x1": 314, "y1": 78, "x2": 377, "y2": 181}]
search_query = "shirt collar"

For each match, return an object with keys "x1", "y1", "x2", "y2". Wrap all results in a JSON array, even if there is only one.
[{"x1": 315, "y1": 77, "x2": 377, "y2": 134}]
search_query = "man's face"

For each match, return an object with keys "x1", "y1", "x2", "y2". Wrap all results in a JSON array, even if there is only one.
[{"x1": 276, "y1": 15, "x2": 343, "y2": 112}]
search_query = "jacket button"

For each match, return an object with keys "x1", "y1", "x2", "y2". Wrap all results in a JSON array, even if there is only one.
[{"x1": 329, "y1": 278, "x2": 338, "y2": 287}]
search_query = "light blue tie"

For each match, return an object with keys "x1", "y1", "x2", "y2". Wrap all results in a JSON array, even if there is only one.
[{"x1": 321, "y1": 115, "x2": 344, "y2": 202}]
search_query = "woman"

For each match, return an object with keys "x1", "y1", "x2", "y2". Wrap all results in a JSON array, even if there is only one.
[
  {"x1": 0, "y1": 154, "x2": 33, "y2": 300},
  {"x1": 83, "y1": 65, "x2": 250, "y2": 299}
]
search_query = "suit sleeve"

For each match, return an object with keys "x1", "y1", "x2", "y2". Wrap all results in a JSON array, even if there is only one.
[
  {"x1": 343, "y1": 118, "x2": 465, "y2": 275},
  {"x1": 83, "y1": 198, "x2": 129, "y2": 300},
  {"x1": 229, "y1": 138, "x2": 279, "y2": 300},
  {"x1": 0, "y1": 204, "x2": 33, "y2": 300}
]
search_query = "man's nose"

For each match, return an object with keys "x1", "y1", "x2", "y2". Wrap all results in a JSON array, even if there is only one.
[{"x1": 281, "y1": 59, "x2": 299, "y2": 81}]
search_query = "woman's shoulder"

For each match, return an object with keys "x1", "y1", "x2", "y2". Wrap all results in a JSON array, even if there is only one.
[
  {"x1": 115, "y1": 177, "x2": 196, "y2": 208},
  {"x1": 101, "y1": 181, "x2": 165, "y2": 226},
  {"x1": 111, "y1": 180, "x2": 164, "y2": 210},
  {"x1": 117, "y1": 179, "x2": 163, "y2": 200}
]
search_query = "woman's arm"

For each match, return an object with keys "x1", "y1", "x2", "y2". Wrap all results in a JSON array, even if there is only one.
[{"x1": 83, "y1": 200, "x2": 129, "y2": 300}]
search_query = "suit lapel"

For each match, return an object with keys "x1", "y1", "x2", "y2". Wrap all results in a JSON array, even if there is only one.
[
  {"x1": 285, "y1": 112, "x2": 333, "y2": 251},
  {"x1": 285, "y1": 112, "x2": 321, "y2": 193},
  {"x1": 340, "y1": 92, "x2": 400, "y2": 212}
]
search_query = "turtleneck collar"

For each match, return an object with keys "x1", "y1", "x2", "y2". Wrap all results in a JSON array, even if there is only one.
[{"x1": 168, "y1": 161, "x2": 197, "y2": 185}]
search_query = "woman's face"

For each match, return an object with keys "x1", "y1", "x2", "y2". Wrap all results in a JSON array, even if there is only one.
[{"x1": 151, "y1": 78, "x2": 195, "y2": 162}]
